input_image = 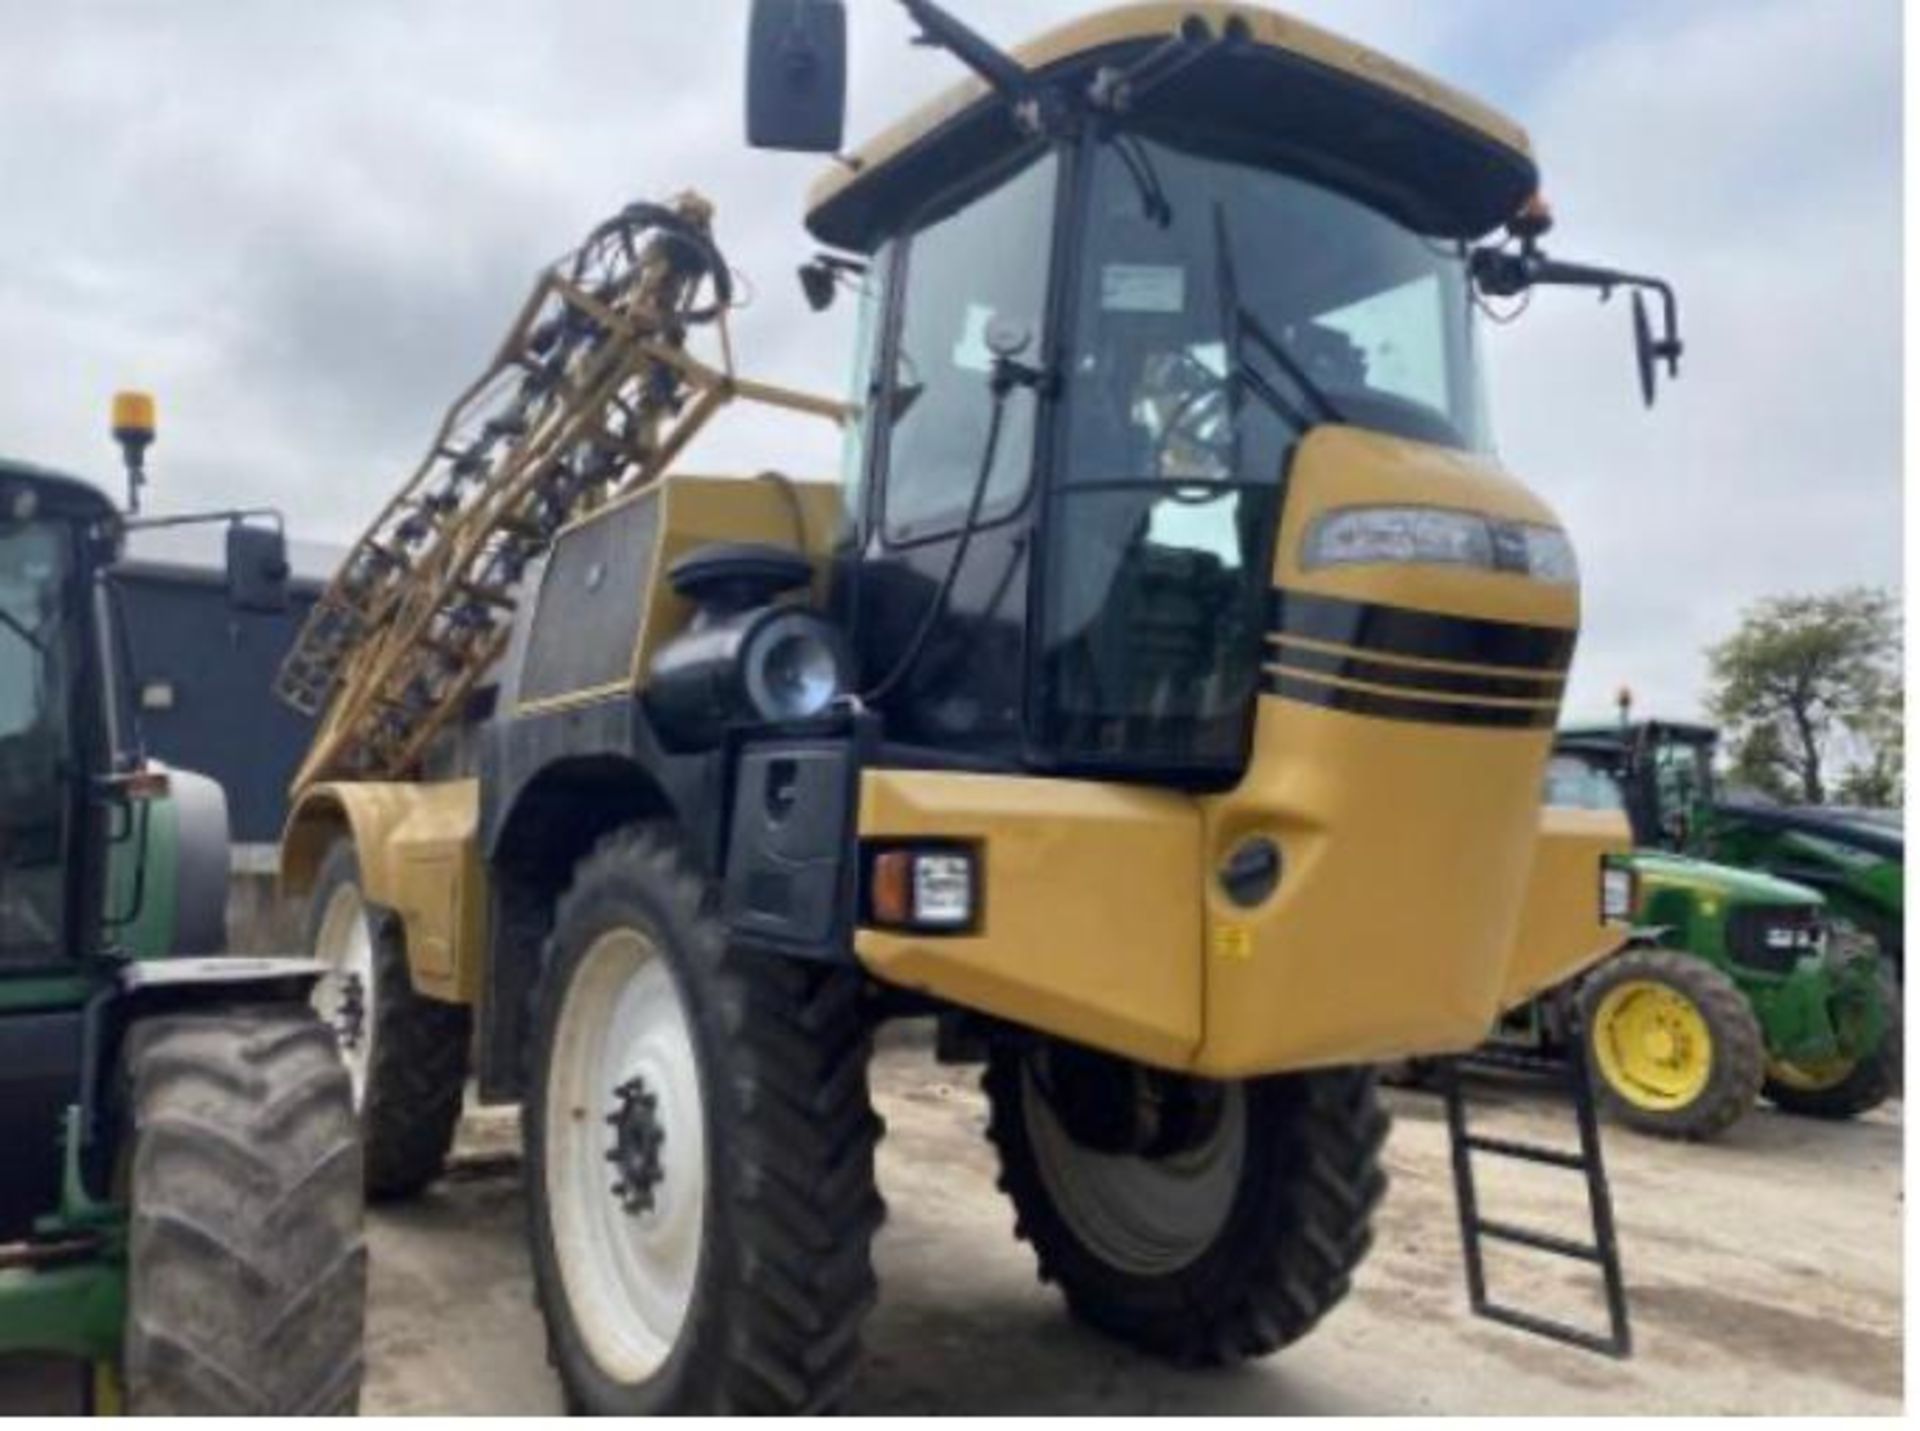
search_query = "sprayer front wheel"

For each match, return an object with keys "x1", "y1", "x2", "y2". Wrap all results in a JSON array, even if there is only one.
[
  {"x1": 524, "y1": 823, "x2": 884, "y2": 1414},
  {"x1": 984, "y1": 1043, "x2": 1386, "y2": 1365}
]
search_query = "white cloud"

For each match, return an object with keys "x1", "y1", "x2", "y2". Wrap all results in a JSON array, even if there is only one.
[
  {"x1": 0, "y1": 0, "x2": 1899, "y2": 730},
  {"x1": 1481, "y1": 0, "x2": 1901, "y2": 721}
]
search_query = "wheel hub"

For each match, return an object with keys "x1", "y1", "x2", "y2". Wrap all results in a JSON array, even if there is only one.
[
  {"x1": 1037, "y1": 1043, "x2": 1225, "y2": 1159},
  {"x1": 1593, "y1": 978, "x2": 1713, "y2": 1109},
  {"x1": 605, "y1": 1075, "x2": 667, "y2": 1216},
  {"x1": 1641, "y1": 1024, "x2": 1677, "y2": 1064},
  {"x1": 333, "y1": 972, "x2": 367, "y2": 1053}
]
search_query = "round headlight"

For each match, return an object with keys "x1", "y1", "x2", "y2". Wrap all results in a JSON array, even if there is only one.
[{"x1": 742, "y1": 611, "x2": 848, "y2": 722}]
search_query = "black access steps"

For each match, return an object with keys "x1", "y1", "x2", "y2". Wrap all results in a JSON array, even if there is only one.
[{"x1": 1439, "y1": 1037, "x2": 1632, "y2": 1358}]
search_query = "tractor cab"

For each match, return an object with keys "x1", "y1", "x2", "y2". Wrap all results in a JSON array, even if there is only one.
[
  {"x1": 1557, "y1": 719, "x2": 1718, "y2": 852},
  {"x1": 0, "y1": 423, "x2": 288, "y2": 1236}
]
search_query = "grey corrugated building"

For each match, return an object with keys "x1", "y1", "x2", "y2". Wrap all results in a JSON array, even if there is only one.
[{"x1": 117, "y1": 526, "x2": 342, "y2": 844}]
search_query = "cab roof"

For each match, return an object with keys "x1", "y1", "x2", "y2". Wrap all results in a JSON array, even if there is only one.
[
  {"x1": 0, "y1": 457, "x2": 116, "y2": 523},
  {"x1": 1559, "y1": 719, "x2": 1719, "y2": 752},
  {"x1": 807, "y1": 2, "x2": 1538, "y2": 252}
]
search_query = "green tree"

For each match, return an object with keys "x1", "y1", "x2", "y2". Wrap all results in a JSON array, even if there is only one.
[{"x1": 1706, "y1": 587, "x2": 1902, "y2": 807}]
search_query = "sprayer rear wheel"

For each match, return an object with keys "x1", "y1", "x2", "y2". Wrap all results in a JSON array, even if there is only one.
[{"x1": 307, "y1": 839, "x2": 470, "y2": 1199}]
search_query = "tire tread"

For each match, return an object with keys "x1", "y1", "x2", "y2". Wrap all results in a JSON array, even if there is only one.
[{"x1": 123, "y1": 1006, "x2": 366, "y2": 1415}]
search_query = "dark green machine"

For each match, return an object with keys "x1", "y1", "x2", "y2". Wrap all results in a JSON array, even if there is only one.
[
  {"x1": 0, "y1": 454, "x2": 365, "y2": 1412},
  {"x1": 1534, "y1": 735, "x2": 1898, "y2": 1140},
  {"x1": 1562, "y1": 718, "x2": 1904, "y2": 975}
]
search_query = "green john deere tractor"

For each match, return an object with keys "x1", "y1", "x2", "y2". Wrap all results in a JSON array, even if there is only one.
[
  {"x1": 0, "y1": 413, "x2": 365, "y2": 1412},
  {"x1": 1566, "y1": 715, "x2": 1904, "y2": 977},
  {"x1": 1527, "y1": 737, "x2": 1899, "y2": 1140}
]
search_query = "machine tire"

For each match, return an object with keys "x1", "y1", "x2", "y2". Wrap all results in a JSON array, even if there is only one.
[
  {"x1": 525, "y1": 822, "x2": 885, "y2": 1414},
  {"x1": 307, "y1": 839, "x2": 471, "y2": 1200},
  {"x1": 1578, "y1": 946, "x2": 1764, "y2": 1141},
  {"x1": 983, "y1": 1046, "x2": 1387, "y2": 1365},
  {"x1": 1762, "y1": 967, "x2": 1903, "y2": 1120},
  {"x1": 121, "y1": 1006, "x2": 366, "y2": 1415}
]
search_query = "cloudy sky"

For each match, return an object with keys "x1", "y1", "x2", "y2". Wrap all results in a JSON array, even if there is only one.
[{"x1": 1, "y1": 0, "x2": 1901, "y2": 721}]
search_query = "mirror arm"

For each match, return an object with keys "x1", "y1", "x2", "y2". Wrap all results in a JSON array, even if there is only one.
[
  {"x1": 1472, "y1": 246, "x2": 1684, "y2": 360},
  {"x1": 1086, "y1": 16, "x2": 1239, "y2": 114},
  {"x1": 122, "y1": 505, "x2": 284, "y2": 534},
  {"x1": 898, "y1": 0, "x2": 1031, "y2": 102}
]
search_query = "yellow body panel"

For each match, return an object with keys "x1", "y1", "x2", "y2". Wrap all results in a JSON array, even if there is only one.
[
  {"x1": 1499, "y1": 807, "x2": 1633, "y2": 1011},
  {"x1": 1193, "y1": 427, "x2": 1576, "y2": 1073},
  {"x1": 809, "y1": 3, "x2": 1532, "y2": 228},
  {"x1": 514, "y1": 472, "x2": 839, "y2": 717},
  {"x1": 280, "y1": 779, "x2": 487, "y2": 1004},
  {"x1": 852, "y1": 426, "x2": 1582, "y2": 1078},
  {"x1": 855, "y1": 771, "x2": 1203, "y2": 1069}
]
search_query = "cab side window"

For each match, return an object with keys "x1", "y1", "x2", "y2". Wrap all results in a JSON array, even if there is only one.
[{"x1": 881, "y1": 154, "x2": 1059, "y2": 544}]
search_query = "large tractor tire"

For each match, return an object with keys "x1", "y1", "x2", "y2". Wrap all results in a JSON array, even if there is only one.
[
  {"x1": 524, "y1": 823, "x2": 885, "y2": 1414},
  {"x1": 983, "y1": 1042, "x2": 1387, "y2": 1366},
  {"x1": 1578, "y1": 946, "x2": 1765, "y2": 1141},
  {"x1": 307, "y1": 839, "x2": 471, "y2": 1200},
  {"x1": 121, "y1": 1006, "x2": 366, "y2": 1415},
  {"x1": 1763, "y1": 966, "x2": 1903, "y2": 1120}
]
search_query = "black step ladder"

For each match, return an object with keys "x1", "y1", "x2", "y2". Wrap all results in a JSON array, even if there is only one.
[{"x1": 1439, "y1": 1040, "x2": 1632, "y2": 1358}]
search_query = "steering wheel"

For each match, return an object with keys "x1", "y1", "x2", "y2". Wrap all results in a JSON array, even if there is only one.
[{"x1": 1148, "y1": 354, "x2": 1237, "y2": 503}]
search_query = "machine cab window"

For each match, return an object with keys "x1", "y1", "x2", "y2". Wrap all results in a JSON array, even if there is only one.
[
  {"x1": 1038, "y1": 132, "x2": 1490, "y2": 774},
  {"x1": 880, "y1": 151, "x2": 1059, "y2": 544},
  {"x1": 1543, "y1": 752, "x2": 1628, "y2": 812},
  {"x1": 0, "y1": 519, "x2": 75, "y2": 963},
  {"x1": 1650, "y1": 734, "x2": 1714, "y2": 844}
]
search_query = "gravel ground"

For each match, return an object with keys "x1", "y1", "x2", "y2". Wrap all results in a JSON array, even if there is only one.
[{"x1": 356, "y1": 1044, "x2": 1903, "y2": 1416}]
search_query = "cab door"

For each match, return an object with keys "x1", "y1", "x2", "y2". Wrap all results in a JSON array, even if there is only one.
[
  {"x1": 0, "y1": 510, "x2": 96, "y2": 1238},
  {"x1": 835, "y1": 147, "x2": 1063, "y2": 764}
]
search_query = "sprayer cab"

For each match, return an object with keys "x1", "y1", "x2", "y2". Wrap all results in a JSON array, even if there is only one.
[{"x1": 739, "y1": 1, "x2": 1672, "y2": 1072}]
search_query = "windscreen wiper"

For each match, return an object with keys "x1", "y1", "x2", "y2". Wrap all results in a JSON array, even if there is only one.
[
  {"x1": 1109, "y1": 132, "x2": 1173, "y2": 226},
  {"x1": 1212, "y1": 201, "x2": 1344, "y2": 430},
  {"x1": 0, "y1": 608, "x2": 44, "y2": 657}
]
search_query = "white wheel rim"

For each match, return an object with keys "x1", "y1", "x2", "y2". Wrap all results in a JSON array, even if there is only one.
[
  {"x1": 311, "y1": 880, "x2": 376, "y2": 1104},
  {"x1": 544, "y1": 926, "x2": 706, "y2": 1384},
  {"x1": 1023, "y1": 1063, "x2": 1246, "y2": 1277}
]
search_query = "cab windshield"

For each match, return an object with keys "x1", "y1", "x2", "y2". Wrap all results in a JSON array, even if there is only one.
[
  {"x1": 0, "y1": 520, "x2": 74, "y2": 962},
  {"x1": 1544, "y1": 753, "x2": 1629, "y2": 812},
  {"x1": 1038, "y1": 134, "x2": 1487, "y2": 770}
]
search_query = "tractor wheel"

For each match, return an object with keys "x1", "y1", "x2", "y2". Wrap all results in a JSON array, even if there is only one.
[
  {"x1": 1763, "y1": 967, "x2": 1903, "y2": 1120},
  {"x1": 307, "y1": 839, "x2": 471, "y2": 1200},
  {"x1": 982, "y1": 1042, "x2": 1387, "y2": 1365},
  {"x1": 1578, "y1": 946, "x2": 1764, "y2": 1141},
  {"x1": 525, "y1": 823, "x2": 885, "y2": 1414},
  {"x1": 121, "y1": 1006, "x2": 366, "y2": 1414}
]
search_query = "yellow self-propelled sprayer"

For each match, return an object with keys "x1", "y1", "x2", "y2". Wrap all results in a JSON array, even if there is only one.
[{"x1": 277, "y1": 2, "x2": 1681, "y2": 1411}]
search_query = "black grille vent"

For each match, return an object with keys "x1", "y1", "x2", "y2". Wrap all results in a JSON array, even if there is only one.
[{"x1": 1725, "y1": 906, "x2": 1825, "y2": 975}]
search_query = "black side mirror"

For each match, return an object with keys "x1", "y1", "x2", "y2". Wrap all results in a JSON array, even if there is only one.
[
  {"x1": 1632, "y1": 289, "x2": 1682, "y2": 408},
  {"x1": 226, "y1": 522, "x2": 290, "y2": 614},
  {"x1": 747, "y1": 0, "x2": 847, "y2": 152}
]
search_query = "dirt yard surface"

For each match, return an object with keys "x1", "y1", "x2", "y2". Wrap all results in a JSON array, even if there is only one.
[{"x1": 357, "y1": 1045, "x2": 1903, "y2": 1416}]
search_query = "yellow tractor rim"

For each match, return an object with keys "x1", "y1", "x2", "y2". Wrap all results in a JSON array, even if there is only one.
[
  {"x1": 1766, "y1": 1054, "x2": 1857, "y2": 1092},
  {"x1": 1591, "y1": 979, "x2": 1714, "y2": 1111}
]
